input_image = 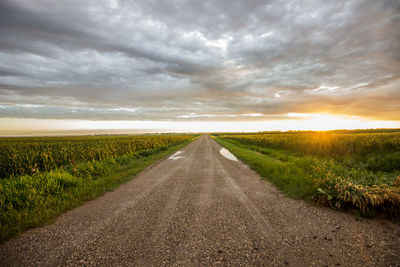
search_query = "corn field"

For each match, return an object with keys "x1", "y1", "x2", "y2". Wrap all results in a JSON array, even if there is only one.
[
  {"x1": 218, "y1": 131, "x2": 400, "y2": 214},
  {"x1": 0, "y1": 135, "x2": 192, "y2": 178},
  {"x1": 220, "y1": 132, "x2": 400, "y2": 158}
]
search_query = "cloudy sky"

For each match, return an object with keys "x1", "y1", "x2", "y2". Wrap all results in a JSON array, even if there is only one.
[{"x1": 0, "y1": 0, "x2": 399, "y2": 133}]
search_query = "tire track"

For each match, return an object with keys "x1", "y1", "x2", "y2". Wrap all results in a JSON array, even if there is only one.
[{"x1": 1, "y1": 135, "x2": 399, "y2": 266}]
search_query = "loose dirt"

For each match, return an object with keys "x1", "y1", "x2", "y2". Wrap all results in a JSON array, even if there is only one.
[{"x1": 0, "y1": 135, "x2": 399, "y2": 266}]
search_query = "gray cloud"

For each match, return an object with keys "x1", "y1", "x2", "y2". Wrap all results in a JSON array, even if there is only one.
[{"x1": 0, "y1": 0, "x2": 399, "y2": 121}]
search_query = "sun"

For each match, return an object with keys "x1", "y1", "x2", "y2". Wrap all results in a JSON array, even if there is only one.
[{"x1": 287, "y1": 113, "x2": 398, "y2": 131}]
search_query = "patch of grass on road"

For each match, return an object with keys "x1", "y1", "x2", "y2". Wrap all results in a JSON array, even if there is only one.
[{"x1": 0, "y1": 138, "x2": 194, "y2": 243}]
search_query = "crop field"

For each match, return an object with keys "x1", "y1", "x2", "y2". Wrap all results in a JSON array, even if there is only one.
[
  {"x1": 0, "y1": 134, "x2": 195, "y2": 242},
  {"x1": 0, "y1": 135, "x2": 192, "y2": 178},
  {"x1": 214, "y1": 130, "x2": 400, "y2": 215}
]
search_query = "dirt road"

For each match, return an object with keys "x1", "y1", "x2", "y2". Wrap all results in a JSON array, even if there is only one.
[{"x1": 1, "y1": 135, "x2": 399, "y2": 266}]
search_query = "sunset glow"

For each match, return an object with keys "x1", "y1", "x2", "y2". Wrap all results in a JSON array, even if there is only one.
[
  {"x1": 0, "y1": 1, "x2": 399, "y2": 134},
  {"x1": 1, "y1": 114, "x2": 399, "y2": 135}
]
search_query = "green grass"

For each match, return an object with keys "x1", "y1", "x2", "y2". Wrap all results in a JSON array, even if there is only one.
[
  {"x1": 213, "y1": 136, "x2": 400, "y2": 216},
  {"x1": 213, "y1": 136, "x2": 316, "y2": 199},
  {"x1": 0, "y1": 138, "x2": 194, "y2": 243},
  {"x1": 216, "y1": 131, "x2": 400, "y2": 172},
  {"x1": 0, "y1": 134, "x2": 193, "y2": 178}
]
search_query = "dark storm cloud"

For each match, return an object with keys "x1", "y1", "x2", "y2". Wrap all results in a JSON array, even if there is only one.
[{"x1": 0, "y1": 0, "x2": 399, "y2": 121}]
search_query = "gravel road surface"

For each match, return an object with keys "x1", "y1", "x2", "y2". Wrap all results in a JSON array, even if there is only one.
[{"x1": 1, "y1": 135, "x2": 399, "y2": 266}]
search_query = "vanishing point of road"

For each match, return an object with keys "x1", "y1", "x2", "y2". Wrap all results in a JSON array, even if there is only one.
[{"x1": 0, "y1": 135, "x2": 399, "y2": 266}]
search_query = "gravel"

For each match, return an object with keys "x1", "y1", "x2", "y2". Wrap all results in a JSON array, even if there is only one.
[{"x1": 0, "y1": 135, "x2": 399, "y2": 266}]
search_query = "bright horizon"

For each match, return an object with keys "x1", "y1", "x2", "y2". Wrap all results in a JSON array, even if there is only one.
[
  {"x1": 1, "y1": 1, "x2": 399, "y2": 135},
  {"x1": 2, "y1": 113, "x2": 400, "y2": 136}
]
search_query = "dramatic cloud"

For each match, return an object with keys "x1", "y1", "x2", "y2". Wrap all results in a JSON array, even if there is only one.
[{"x1": 0, "y1": 0, "x2": 399, "y2": 123}]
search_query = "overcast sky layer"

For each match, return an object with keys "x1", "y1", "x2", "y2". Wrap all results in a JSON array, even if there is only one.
[{"x1": 0, "y1": 0, "x2": 399, "y2": 129}]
